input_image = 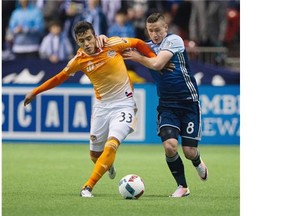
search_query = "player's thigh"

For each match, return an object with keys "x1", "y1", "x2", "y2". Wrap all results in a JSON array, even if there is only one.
[
  {"x1": 90, "y1": 107, "x2": 109, "y2": 151},
  {"x1": 180, "y1": 102, "x2": 201, "y2": 141},
  {"x1": 157, "y1": 108, "x2": 181, "y2": 134},
  {"x1": 108, "y1": 106, "x2": 137, "y2": 143}
]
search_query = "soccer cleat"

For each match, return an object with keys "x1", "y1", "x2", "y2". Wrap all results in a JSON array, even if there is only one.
[
  {"x1": 80, "y1": 186, "x2": 94, "y2": 197},
  {"x1": 108, "y1": 165, "x2": 116, "y2": 179},
  {"x1": 195, "y1": 160, "x2": 208, "y2": 181},
  {"x1": 169, "y1": 185, "x2": 190, "y2": 198}
]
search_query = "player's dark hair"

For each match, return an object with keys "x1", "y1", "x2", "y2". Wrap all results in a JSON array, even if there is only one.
[
  {"x1": 73, "y1": 21, "x2": 95, "y2": 38},
  {"x1": 146, "y1": 13, "x2": 165, "y2": 24}
]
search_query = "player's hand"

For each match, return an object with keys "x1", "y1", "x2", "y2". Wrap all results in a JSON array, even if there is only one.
[
  {"x1": 122, "y1": 49, "x2": 141, "y2": 61},
  {"x1": 163, "y1": 62, "x2": 175, "y2": 72},
  {"x1": 96, "y1": 35, "x2": 108, "y2": 48},
  {"x1": 24, "y1": 91, "x2": 36, "y2": 106},
  {"x1": 123, "y1": 50, "x2": 165, "y2": 75}
]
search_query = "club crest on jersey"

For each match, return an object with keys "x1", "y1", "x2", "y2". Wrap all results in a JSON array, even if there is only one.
[
  {"x1": 86, "y1": 61, "x2": 95, "y2": 72},
  {"x1": 163, "y1": 41, "x2": 173, "y2": 49},
  {"x1": 107, "y1": 50, "x2": 116, "y2": 57}
]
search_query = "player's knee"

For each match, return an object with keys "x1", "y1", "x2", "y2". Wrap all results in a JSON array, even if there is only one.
[
  {"x1": 163, "y1": 139, "x2": 178, "y2": 157},
  {"x1": 105, "y1": 137, "x2": 120, "y2": 152},
  {"x1": 183, "y1": 146, "x2": 198, "y2": 160}
]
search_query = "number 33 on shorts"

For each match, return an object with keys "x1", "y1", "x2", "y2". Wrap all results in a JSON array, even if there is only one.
[
  {"x1": 116, "y1": 109, "x2": 137, "y2": 130},
  {"x1": 119, "y1": 111, "x2": 133, "y2": 123}
]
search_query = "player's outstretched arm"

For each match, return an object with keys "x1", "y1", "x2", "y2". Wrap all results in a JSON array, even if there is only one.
[{"x1": 23, "y1": 71, "x2": 69, "y2": 106}]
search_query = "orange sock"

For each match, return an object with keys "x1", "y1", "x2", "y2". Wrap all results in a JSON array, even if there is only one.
[{"x1": 83, "y1": 138, "x2": 119, "y2": 189}]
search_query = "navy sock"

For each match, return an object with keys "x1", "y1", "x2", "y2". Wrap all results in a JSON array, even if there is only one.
[
  {"x1": 192, "y1": 150, "x2": 201, "y2": 167},
  {"x1": 166, "y1": 153, "x2": 187, "y2": 188}
]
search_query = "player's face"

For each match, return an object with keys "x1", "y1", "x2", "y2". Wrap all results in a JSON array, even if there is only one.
[
  {"x1": 76, "y1": 29, "x2": 98, "y2": 55},
  {"x1": 146, "y1": 20, "x2": 168, "y2": 44}
]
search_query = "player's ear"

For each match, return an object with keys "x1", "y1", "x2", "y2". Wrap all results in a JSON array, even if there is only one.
[
  {"x1": 164, "y1": 23, "x2": 168, "y2": 31},
  {"x1": 75, "y1": 39, "x2": 80, "y2": 47},
  {"x1": 74, "y1": 35, "x2": 79, "y2": 44}
]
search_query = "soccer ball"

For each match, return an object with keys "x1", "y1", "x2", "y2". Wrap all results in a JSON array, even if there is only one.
[{"x1": 118, "y1": 174, "x2": 145, "y2": 199}]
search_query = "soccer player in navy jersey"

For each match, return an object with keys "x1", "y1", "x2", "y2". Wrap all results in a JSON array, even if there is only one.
[{"x1": 122, "y1": 12, "x2": 208, "y2": 197}]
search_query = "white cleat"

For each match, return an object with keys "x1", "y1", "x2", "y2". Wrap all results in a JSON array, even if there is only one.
[
  {"x1": 195, "y1": 160, "x2": 208, "y2": 181},
  {"x1": 108, "y1": 165, "x2": 116, "y2": 179},
  {"x1": 169, "y1": 185, "x2": 190, "y2": 198},
  {"x1": 80, "y1": 186, "x2": 94, "y2": 197}
]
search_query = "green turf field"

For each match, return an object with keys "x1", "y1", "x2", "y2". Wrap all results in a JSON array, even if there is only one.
[{"x1": 2, "y1": 143, "x2": 239, "y2": 216}]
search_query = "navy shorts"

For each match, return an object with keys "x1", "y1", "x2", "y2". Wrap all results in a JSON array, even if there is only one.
[{"x1": 157, "y1": 100, "x2": 202, "y2": 142}]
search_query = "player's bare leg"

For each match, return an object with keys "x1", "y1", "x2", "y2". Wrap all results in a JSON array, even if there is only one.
[{"x1": 89, "y1": 150, "x2": 101, "y2": 163}]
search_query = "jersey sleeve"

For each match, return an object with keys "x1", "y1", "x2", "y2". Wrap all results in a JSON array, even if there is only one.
[
  {"x1": 62, "y1": 51, "x2": 82, "y2": 76},
  {"x1": 31, "y1": 52, "x2": 82, "y2": 95},
  {"x1": 161, "y1": 34, "x2": 185, "y2": 54},
  {"x1": 32, "y1": 70, "x2": 69, "y2": 95},
  {"x1": 106, "y1": 37, "x2": 156, "y2": 58},
  {"x1": 126, "y1": 38, "x2": 157, "y2": 58}
]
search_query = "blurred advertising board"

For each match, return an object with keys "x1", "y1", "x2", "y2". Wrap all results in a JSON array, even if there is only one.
[{"x1": 2, "y1": 84, "x2": 239, "y2": 145}]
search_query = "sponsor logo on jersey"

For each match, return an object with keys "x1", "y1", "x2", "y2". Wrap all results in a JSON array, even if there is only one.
[{"x1": 86, "y1": 61, "x2": 95, "y2": 72}]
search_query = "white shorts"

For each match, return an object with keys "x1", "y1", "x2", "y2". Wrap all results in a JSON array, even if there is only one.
[{"x1": 89, "y1": 98, "x2": 137, "y2": 152}]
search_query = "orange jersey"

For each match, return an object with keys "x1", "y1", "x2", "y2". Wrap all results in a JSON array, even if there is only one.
[
  {"x1": 63, "y1": 37, "x2": 155, "y2": 102},
  {"x1": 32, "y1": 37, "x2": 156, "y2": 102}
]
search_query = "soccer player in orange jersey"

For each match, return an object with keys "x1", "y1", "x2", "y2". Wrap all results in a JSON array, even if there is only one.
[{"x1": 23, "y1": 21, "x2": 156, "y2": 197}]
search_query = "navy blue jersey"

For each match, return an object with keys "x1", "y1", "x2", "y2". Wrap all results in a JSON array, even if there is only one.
[{"x1": 147, "y1": 34, "x2": 199, "y2": 101}]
